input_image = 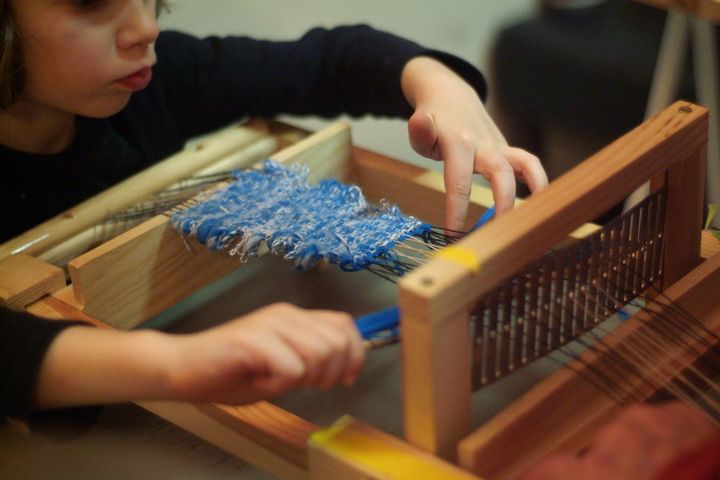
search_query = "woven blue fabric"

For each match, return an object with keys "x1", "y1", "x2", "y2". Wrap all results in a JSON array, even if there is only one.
[{"x1": 171, "y1": 160, "x2": 431, "y2": 272}]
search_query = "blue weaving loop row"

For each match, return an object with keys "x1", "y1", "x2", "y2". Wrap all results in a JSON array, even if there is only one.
[{"x1": 171, "y1": 160, "x2": 431, "y2": 272}]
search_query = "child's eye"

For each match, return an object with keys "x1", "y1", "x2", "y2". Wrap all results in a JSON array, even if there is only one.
[{"x1": 70, "y1": 0, "x2": 107, "y2": 11}]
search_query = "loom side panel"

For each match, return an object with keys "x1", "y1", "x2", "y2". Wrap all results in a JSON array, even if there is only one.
[
  {"x1": 660, "y1": 136, "x2": 707, "y2": 287},
  {"x1": 67, "y1": 215, "x2": 242, "y2": 329},
  {"x1": 401, "y1": 274, "x2": 472, "y2": 461},
  {"x1": 458, "y1": 252, "x2": 720, "y2": 480},
  {"x1": 0, "y1": 254, "x2": 65, "y2": 311}
]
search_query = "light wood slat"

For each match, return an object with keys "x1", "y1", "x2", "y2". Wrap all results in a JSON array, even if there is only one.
[
  {"x1": 400, "y1": 300, "x2": 472, "y2": 461},
  {"x1": 271, "y1": 122, "x2": 352, "y2": 183},
  {"x1": 68, "y1": 216, "x2": 241, "y2": 330},
  {"x1": 660, "y1": 138, "x2": 707, "y2": 287},
  {"x1": 0, "y1": 254, "x2": 65, "y2": 310}
]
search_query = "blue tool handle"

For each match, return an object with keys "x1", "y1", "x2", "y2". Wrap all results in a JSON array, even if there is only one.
[{"x1": 355, "y1": 306, "x2": 399, "y2": 340}]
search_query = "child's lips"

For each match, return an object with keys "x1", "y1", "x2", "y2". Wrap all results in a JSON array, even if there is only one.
[{"x1": 116, "y1": 66, "x2": 153, "y2": 91}]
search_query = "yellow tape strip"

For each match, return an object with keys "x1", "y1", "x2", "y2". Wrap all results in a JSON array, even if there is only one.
[
  {"x1": 311, "y1": 418, "x2": 476, "y2": 479},
  {"x1": 435, "y1": 245, "x2": 482, "y2": 273}
]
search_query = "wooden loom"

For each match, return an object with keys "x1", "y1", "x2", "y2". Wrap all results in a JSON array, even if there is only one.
[{"x1": 1, "y1": 101, "x2": 719, "y2": 479}]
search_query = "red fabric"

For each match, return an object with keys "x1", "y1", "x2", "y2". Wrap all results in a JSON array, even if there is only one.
[{"x1": 656, "y1": 432, "x2": 720, "y2": 480}]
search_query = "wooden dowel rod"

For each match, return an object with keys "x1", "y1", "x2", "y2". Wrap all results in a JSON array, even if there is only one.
[
  {"x1": 0, "y1": 123, "x2": 271, "y2": 260},
  {"x1": 37, "y1": 135, "x2": 280, "y2": 267}
]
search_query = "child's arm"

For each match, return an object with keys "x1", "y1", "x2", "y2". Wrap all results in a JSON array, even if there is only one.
[
  {"x1": 401, "y1": 56, "x2": 548, "y2": 231},
  {"x1": 33, "y1": 303, "x2": 364, "y2": 409}
]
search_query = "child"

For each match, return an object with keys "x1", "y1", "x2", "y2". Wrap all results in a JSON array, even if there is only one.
[{"x1": 0, "y1": 0, "x2": 547, "y2": 417}]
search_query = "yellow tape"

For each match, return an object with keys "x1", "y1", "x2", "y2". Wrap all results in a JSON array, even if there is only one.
[
  {"x1": 311, "y1": 418, "x2": 476, "y2": 479},
  {"x1": 435, "y1": 245, "x2": 482, "y2": 273}
]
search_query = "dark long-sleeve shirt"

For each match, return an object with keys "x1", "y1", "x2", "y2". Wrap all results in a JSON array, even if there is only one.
[{"x1": 0, "y1": 25, "x2": 486, "y2": 418}]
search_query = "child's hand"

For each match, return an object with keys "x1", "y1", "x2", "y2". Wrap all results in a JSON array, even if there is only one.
[
  {"x1": 401, "y1": 57, "x2": 548, "y2": 232},
  {"x1": 168, "y1": 303, "x2": 365, "y2": 405}
]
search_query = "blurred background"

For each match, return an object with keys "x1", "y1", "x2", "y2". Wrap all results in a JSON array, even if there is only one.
[
  {"x1": 159, "y1": 0, "x2": 709, "y2": 190},
  {"x1": 158, "y1": 0, "x2": 536, "y2": 171}
]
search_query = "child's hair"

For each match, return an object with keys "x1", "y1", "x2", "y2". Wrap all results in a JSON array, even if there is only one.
[{"x1": 0, "y1": 0, "x2": 170, "y2": 109}]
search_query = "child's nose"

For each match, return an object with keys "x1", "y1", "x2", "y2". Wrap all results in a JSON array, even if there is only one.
[{"x1": 117, "y1": 0, "x2": 160, "y2": 50}]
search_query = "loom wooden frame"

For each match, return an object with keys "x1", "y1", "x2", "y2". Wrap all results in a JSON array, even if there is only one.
[{"x1": 1, "y1": 101, "x2": 719, "y2": 479}]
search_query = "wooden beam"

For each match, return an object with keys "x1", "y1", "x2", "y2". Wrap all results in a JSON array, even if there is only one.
[
  {"x1": 0, "y1": 254, "x2": 65, "y2": 310},
  {"x1": 659, "y1": 135, "x2": 707, "y2": 287},
  {"x1": 67, "y1": 215, "x2": 242, "y2": 329},
  {"x1": 400, "y1": 295, "x2": 472, "y2": 460}
]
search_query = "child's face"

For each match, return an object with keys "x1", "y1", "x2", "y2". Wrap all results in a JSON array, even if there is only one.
[{"x1": 10, "y1": 0, "x2": 159, "y2": 118}]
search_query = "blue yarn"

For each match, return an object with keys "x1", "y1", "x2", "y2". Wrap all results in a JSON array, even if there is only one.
[
  {"x1": 471, "y1": 205, "x2": 495, "y2": 231},
  {"x1": 171, "y1": 160, "x2": 431, "y2": 271}
]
